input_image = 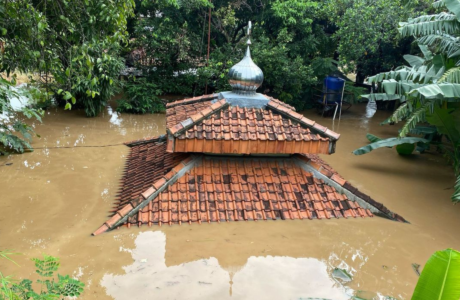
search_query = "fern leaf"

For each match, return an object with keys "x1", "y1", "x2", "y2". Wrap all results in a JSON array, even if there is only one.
[{"x1": 33, "y1": 255, "x2": 60, "y2": 278}]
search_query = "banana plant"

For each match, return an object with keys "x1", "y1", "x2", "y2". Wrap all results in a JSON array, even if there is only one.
[{"x1": 355, "y1": 0, "x2": 460, "y2": 203}]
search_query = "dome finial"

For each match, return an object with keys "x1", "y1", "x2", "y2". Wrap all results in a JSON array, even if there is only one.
[{"x1": 228, "y1": 21, "x2": 264, "y2": 95}]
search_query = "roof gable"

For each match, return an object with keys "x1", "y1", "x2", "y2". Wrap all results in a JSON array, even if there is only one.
[{"x1": 165, "y1": 95, "x2": 340, "y2": 155}]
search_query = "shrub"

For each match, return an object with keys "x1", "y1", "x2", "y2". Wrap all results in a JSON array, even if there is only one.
[{"x1": 117, "y1": 78, "x2": 165, "y2": 114}]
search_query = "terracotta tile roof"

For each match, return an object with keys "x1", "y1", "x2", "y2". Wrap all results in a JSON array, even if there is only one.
[
  {"x1": 172, "y1": 105, "x2": 331, "y2": 154},
  {"x1": 93, "y1": 154, "x2": 392, "y2": 234},
  {"x1": 299, "y1": 154, "x2": 408, "y2": 223},
  {"x1": 264, "y1": 96, "x2": 296, "y2": 111},
  {"x1": 166, "y1": 94, "x2": 218, "y2": 109},
  {"x1": 164, "y1": 95, "x2": 340, "y2": 155},
  {"x1": 108, "y1": 136, "x2": 190, "y2": 216}
]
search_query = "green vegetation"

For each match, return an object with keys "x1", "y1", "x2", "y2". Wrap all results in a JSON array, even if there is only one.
[
  {"x1": 412, "y1": 248, "x2": 460, "y2": 300},
  {"x1": 117, "y1": 78, "x2": 164, "y2": 114},
  {"x1": 1, "y1": 0, "x2": 134, "y2": 117},
  {"x1": 1, "y1": 0, "x2": 433, "y2": 150},
  {"x1": 0, "y1": 77, "x2": 43, "y2": 154},
  {"x1": 0, "y1": 252, "x2": 85, "y2": 300},
  {"x1": 120, "y1": 0, "x2": 430, "y2": 112},
  {"x1": 353, "y1": 0, "x2": 460, "y2": 203}
]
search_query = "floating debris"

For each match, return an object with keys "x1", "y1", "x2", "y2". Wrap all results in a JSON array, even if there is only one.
[
  {"x1": 412, "y1": 263, "x2": 421, "y2": 276},
  {"x1": 332, "y1": 268, "x2": 352, "y2": 283}
]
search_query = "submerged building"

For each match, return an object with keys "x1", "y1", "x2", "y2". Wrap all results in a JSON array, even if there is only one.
[{"x1": 93, "y1": 28, "x2": 406, "y2": 235}]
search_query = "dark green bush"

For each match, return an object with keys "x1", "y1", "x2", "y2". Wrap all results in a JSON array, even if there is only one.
[{"x1": 117, "y1": 78, "x2": 165, "y2": 114}]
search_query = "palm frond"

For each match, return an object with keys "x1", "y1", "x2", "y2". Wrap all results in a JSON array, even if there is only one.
[
  {"x1": 399, "y1": 13, "x2": 460, "y2": 37},
  {"x1": 438, "y1": 66, "x2": 460, "y2": 82}
]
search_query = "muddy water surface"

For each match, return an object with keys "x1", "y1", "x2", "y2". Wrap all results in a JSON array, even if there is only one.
[{"x1": 1, "y1": 102, "x2": 459, "y2": 300}]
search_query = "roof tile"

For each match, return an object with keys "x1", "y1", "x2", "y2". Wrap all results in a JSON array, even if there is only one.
[{"x1": 100, "y1": 156, "x2": 375, "y2": 230}]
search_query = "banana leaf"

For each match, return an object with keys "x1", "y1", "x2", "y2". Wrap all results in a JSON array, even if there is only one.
[
  {"x1": 426, "y1": 106, "x2": 460, "y2": 143},
  {"x1": 404, "y1": 54, "x2": 425, "y2": 67},
  {"x1": 409, "y1": 125, "x2": 438, "y2": 135},
  {"x1": 382, "y1": 79, "x2": 398, "y2": 95},
  {"x1": 452, "y1": 175, "x2": 460, "y2": 203},
  {"x1": 445, "y1": 0, "x2": 460, "y2": 21},
  {"x1": 409, "y1": 83, "x2": 460, "y2": 99},
  {"x1": 352, "y1": 137, "x2": 428, "y2": 155},
  {"x1": 366, "y1": 133, "x2": 382, "y2": 143},
  {"x1": 419, "y1": 44, "x2": 434, "y2": 61},
  {"x1": 361, "y1": 93, "x2": 401, "y2": 101},
  {"x1": 412, "y1": 248, "x2": 460, "y2": 300}
]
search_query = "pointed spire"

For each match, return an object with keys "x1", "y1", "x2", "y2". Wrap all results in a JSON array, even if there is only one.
[{"x1": 228, "y1": 21, "x2": 264, "y2": 95}]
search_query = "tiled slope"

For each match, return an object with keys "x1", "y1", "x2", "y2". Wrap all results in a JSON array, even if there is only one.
[
  {"x1": 93, "y1": 153, "x2": 383, "y2": 234},
  {"x1": 165, "y1": 96, "x2": 340, "y2": 154},
  {"x1": 174, "y1": 105, "x2": 331, "y2": 154},
  {"x1": 133, "y1": 157, "x2": 373, "y2": 226},
  {"x1": 300, "y1": 154, "x2": 407, "y2": 222},
  {"x1": 110, "y1": 136, "x2": 189, "y2": 214}
]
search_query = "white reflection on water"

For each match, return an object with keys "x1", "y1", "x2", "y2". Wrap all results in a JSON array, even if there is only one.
[{"x1": 101, "y1": 231, "x2": 353, "y2": 300}]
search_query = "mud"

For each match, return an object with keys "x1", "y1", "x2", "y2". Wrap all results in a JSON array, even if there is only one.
[{"x1": 1, "y1": 101, "x2": 459, "y2": 299}]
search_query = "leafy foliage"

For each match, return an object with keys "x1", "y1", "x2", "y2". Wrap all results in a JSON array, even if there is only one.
[
  {"x1": 354, "y1": 0, "x2": 460, "y2": 203},
  {"x1": 126, "y1": 0, "x2": 429, "y2": 110},
  {"x1": 117, "y1": 78, "x2": 165, "y2": 114},
  {"x1": 1, "y1": 0, "x2": 134, "y2": 117},
  {"x1": 321, "y1": 0, "x2": 431, "y2": 79},
  {"x1": 0, "y1": 254, "x2": 85, "y2": 300},
  {"x1": 352, "y1": 137, "x2": 428, "y2": 155},
  {"x1": 0, "y1": 76, "x2": 43, "y2": 154}
]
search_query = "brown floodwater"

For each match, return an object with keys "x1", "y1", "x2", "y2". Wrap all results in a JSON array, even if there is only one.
[{"x1": 1, "y1": 101, "x2": 459, "y2": 300}]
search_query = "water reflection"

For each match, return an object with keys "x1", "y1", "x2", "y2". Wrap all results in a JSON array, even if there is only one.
[{"x1": 101, "y1": 231, "x2": 353, "y2": 300}]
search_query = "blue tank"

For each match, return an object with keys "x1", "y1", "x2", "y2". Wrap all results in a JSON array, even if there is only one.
[{"x1": 323, "y1": 76, "x2": 345, "y2": 104}]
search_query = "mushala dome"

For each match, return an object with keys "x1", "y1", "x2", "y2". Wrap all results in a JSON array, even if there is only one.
[{"x1": 228, "y1": 41, "x2": 264, "y2": 95}]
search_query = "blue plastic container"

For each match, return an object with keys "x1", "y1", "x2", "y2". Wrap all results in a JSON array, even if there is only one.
[
  {"x1": 323, "y1": 76, "x2": 345, "y2": 104},
  {"x1": 324, "y1": 76, "x2": 345, "y2": 91}
]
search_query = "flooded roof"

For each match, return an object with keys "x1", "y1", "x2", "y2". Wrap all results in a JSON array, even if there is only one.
[
  {"x1": 166, "y1": 94, "x2": 340, "y2": 155},
  {"x1": 92, "y1": 137, "x2": 407, "y2": 235}
]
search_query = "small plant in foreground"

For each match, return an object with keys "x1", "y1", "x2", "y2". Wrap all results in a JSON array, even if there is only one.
[{"x1": 0, "y1": 253, "x2": 84, "y2": 300}]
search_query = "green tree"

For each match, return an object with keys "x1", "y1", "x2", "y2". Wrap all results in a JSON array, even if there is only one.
[
  {"x1": 1, "y1": 0, "x2": 135, "y2": 117},
  {"x1": 321, "y1": 0, "x2": 432, "y2": 82}
]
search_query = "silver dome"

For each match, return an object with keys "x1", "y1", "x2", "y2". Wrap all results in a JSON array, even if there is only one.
[{"x1": 228, "y1": 42, "x2": 264, "y2": 95}]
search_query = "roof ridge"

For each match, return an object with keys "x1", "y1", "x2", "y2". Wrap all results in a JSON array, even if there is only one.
[
  {"x1": 92, "y1": 155, "x2": 203, "y2": 235},
  {"x1": 168, "y1": 99, "x2": 229, "y2": 137},
  {"x1": 266, "y1": 100, "x2": 341, "y2": 141},
  {"x1": 264, "y1": 96, "x2": 296, "y2": 111},
  {"x1": 294, "y1": 154, "x2": 408, "y2": 223},
  {"x1": 124, "y1": 135, "x2": 167, "y2": 147},
  {"x1": 166, "y1": 94, "x2": 219, "y2": 108}
]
